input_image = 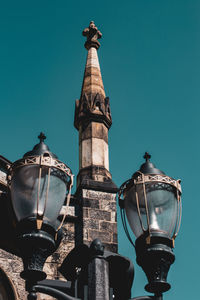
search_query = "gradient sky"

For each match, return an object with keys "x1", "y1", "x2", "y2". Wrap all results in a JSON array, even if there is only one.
[{"x1": 0, "y1": 1, "x2": 199, "y2": 299}]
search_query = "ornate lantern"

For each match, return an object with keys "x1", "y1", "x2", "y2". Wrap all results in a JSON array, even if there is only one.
[
  {"x1": 119, "y1": 153, "x2": 182, "y2": 294},
  {"x1": 9, "y1": 133, "x2": 73, "y2": 282}
]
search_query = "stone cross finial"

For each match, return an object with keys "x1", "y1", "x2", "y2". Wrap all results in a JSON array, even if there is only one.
[
  {"x1": 38, "y1": 132, "x2": 46, "y2": 143},
  {"x1": 82, "y1": 21, "x2": 102, "y2": 50},
  {"x1": 143, "y1": 152, "x2": 151, "y2": 162}
]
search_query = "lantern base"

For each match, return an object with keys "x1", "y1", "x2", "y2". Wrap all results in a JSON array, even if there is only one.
[
  {"x1": 16, "y1": 218, "x2": 62, "y2": 282},
  {"x1": 135, "y1": 234, "x2": 175, "y2": 294}
]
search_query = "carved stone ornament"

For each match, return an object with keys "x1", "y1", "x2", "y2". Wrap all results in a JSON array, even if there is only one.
[
  {"x1": 74, "y1": 93, "x2": 112, "y2": 130},
  {"x1": 82, "y1": 21, "x2": 102, "y2": 50}
]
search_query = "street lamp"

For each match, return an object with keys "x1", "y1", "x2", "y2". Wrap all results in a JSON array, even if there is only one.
[
  {"x1": 8, "y1": 133, "x2": 76, "y2": 299},
  {"x1": 119, "y1": 152, "x2": 182, "y2": 299}
]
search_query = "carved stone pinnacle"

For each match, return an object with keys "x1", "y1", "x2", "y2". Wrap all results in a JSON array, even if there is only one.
[{"x1": 82, "y1": 21, "x2": 102, "y2": 50}]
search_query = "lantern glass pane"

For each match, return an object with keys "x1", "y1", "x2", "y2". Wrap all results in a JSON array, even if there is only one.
[
  {"x1": 124, "y1": 183, "x2": 178, "y2": 238},
  {"x1": 124, "y1": 185, "x2": 146, "y2": 238},
  {"x1": 146, "y1": 184, "x2": 178, "y2": 237},
  {"x1": 11, "y1": 165, "x2": 67, "y2": 226}
]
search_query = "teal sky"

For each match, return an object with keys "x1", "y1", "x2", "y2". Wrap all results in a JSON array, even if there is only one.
[{"x1": 0, "y1": 1, "x2": 199, "y2": 299}]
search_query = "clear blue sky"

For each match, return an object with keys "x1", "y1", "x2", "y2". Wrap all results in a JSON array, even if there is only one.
[{"x1": 0, "y1": 1, "x2": 199, "y2": 299}]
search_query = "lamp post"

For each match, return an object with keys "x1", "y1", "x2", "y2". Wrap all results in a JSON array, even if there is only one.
[
  {"x1": 8, "y1": 133, "x2": 77, "y2": 300},
  {"x1": 119, "y1": 152, "x2": 182, "y2": 300}
]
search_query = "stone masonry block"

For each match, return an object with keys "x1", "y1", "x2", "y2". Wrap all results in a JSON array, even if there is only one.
[
  {"x1": 111, "y1": 211, "x2": 116, "y2": 222},
  {"x1": 60, "y1": 205, "x2": 75, "y2": 216},
  {"x1": 44, "y1": 262, "x2": 57, "y2": 279},
  {"x1": 57, "y1": 242, "x2": 75, "y2": 265},
  {"x1": 101, "y1": 200, "x2": 116, "y2": 212},
  {"x1": 82, "y1": 198, "x2": 100, "y2": 208},
  {"x1": 62, "y1": 225, "x2": 75, "y2": 242},
  {"x1": 100, "y1": 221, "x2": 117, "y2": 234},
  {"x1": 88, "y1": 230, "x2": 111, "y2": 243},
  {"x1": 83, "y1": 218, "x2": 99, "y2": 230},
  {"x1": 89, "y1": 209, "x2": 111, "y2": 221},
  {"x1": 112, "y1": 233, "x2": 118, "y2": 243},
  {"x1": 83, "y1": 207, "x2": 89, "y2": 218},
  {"x1": 82, "y1": 189, "x2": 116, "y2": 201}
]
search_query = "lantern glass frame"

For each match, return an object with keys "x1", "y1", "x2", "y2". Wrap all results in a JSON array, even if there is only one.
[
  {"x1": 119, "y1": 171, "x2": 182, "y2": 245},
  {"x1": 9, "y1": 152, "x2": 73, "y2": 232}
]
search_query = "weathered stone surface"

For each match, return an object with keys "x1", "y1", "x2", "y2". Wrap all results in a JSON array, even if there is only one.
[
  {"x1": 80, "y1": 138, "x2": 109, "y2": 170},
  {"x1": 0, "y1": 249, "x2": 25, "y2": 299},
  {"x1": 83, "y1": 228, "x2": 89, "y2": 240},
  {"x1": 80, "y1": 122, "x2": 108, "y2": 143},
  {"x1": 112, "y1": 233, "x2": 118, "y2": 243},
  {"x1": 89, "y1": 208, "x2": 111, "y2": 221},
  {"x1": 56, "y1": 241, "x2": 75, "y2": 269},
  {"x1": 88, "y1": 230, "x2": 111, "y2": 243},
  {"x1": 101, "y1": 200, "x2": 116, "y2": 211},
  {"x1": 82, "y1": 198, "x2": 100, "y2": 208},
  {"x1": 82, "y1": 190, "x2": 116, "y2": 201},
  {"x1": 81, "y1": 46, "x2": 105, "y2": 98},
  {"x1": 60, "y1": 205, "x2": 75, "y2": 216},
  {"x1": 75, "y1": 189, "x2": 118, "y2": 253},
  {"x1": 83, "y1": 207, "x2": 89, "y2": 218},
  {"x1": 44, "y1": 262, "x2": 57, "y2": 279},
  {"x1": 111, "y1": 211, "x2": 116, "y2": 222},
  {"x1": 100, "y1": 221, "x2": 117, "y2": 234},
  {"x1": 82, "y1": 21, "x2": 102, "y2": 50},
  {"x1": 83, "y1": 218, "x2": 99, "y2": 230}
]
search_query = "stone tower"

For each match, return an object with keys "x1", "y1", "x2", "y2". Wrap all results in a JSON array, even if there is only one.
[{"x1": 74, "y1": 21, "x2": 118, "y2": 252}]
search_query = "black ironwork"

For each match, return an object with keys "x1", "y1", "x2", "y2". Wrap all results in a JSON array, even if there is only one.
[
  {"x1": 135, "y1": 234, "x2": 175, "y2": 294},
  {"x1": 16, "y1": 218, "x2": 62, "y2": 283},
  {"x1": 143, "y1": 152, "x2": 151, "y2": 162},
  {"x1": 23, "y1": 132, "x2": 57, "y2": 158},
  {"x1": 59, "y1": 239, "x2": 134, "y2": 300},
  {"x1": 118, "y1": 153, "x2": 182, "y2": 299},
  {"x1": 29, "y1": 285, "x2": 81, "y2": 300},
  {"x1": 131, "y1": 296, "x2": 163, "y2": 300}
]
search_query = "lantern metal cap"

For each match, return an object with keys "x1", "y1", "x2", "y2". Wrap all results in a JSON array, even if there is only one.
[
  {"x1": 23, "y1": 133, "x2": 57, "y2": 158},
  {"x1": 138, "y1": 152, "x2": 164, "y2": 175}
]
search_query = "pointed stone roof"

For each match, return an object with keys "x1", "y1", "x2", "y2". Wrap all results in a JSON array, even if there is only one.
[
  {"x1": 74, "y1": 21, "x2": 112, "y2": 130},
  {"x1": 80, "y1": 47, "x2": 105, "y2": 99},
  {"x1": 80, "y1": 21, "x2": 105, "y2": 99}
]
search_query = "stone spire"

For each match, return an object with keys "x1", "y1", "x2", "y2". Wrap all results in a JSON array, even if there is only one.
[
  {"x1": 74, "y1": 21, "x2": 112, "y2": 131},
  {"x1": 74, "y1": 21, "x2": 116, "y2": 190}
]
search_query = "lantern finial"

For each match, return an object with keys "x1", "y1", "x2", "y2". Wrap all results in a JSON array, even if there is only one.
[
  {"x1": 143, "y1": 152, "x2": 151, "y2": 162},
  {"x1": 38, "y1": 132, "x2": 46, "y2": 143}
]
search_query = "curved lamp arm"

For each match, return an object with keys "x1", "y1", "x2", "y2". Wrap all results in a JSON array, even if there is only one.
[
  {"x1": 33, "y1": 285, "x2": 81, "y2": 300},
  {"x1": 130, "y1": 295, "x2": 162, "y2": 300},
  {"x1": 130, "y1": 297, "x2": 153, "y2": 300}
]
